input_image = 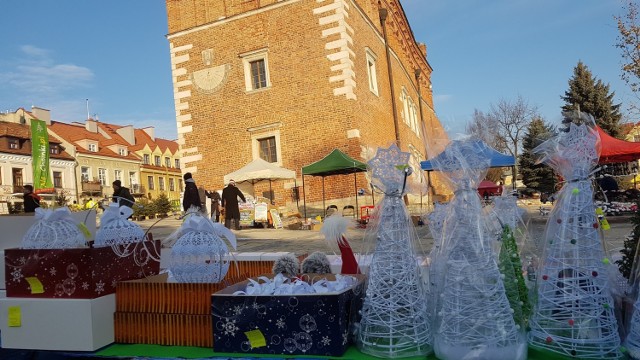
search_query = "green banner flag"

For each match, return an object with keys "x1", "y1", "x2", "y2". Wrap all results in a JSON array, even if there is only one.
[{"x1": 31, "y1": 119, "x2": 54, "y2": 193}]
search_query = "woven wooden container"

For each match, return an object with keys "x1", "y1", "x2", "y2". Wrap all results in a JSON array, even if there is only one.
[
  {"x1": 114, "y1": 312, "x2": 212, "y2": 347},
  {"x1": 115, "y1": 272, "x2": 248, "y2": 314}
]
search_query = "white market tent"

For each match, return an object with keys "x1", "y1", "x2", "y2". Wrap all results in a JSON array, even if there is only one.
[{"x1": 223, "y1": 158, "x2": 296, "y2": 202}]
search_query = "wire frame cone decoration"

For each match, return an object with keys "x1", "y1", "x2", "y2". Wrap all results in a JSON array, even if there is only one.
[
  {"x1": 169, "y1": 211, "x2": 237, "y2": 283},
  {"x1": 626, "y1": 300, "x2": 640, "y2": 359},
  {"x1": 528, "y1": 112, "x2": 621, "y2": 359},
  {"x1": 425, "y1": 201, "x2": 450, "y2": 320},
  {"x1": 355, "y1": 144, "x2": 433, "y2": 358},
  {"x1": 22, "y1": 207, "x2": 87, "y2": 249},
  {"x1": 95, "y1": 203, "x2": 145, "y2": 247},
  {"x1": 428, "y1": 139, "x2": 525, "y2": 360}
]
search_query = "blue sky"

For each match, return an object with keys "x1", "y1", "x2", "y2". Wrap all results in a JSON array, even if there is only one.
[{"x1": 0, "y1": 1, "x2": 631, "y2": 140}]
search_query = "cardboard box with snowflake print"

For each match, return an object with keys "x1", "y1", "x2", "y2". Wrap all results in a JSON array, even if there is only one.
[
  {"x1": 4, "y1": 241, "x2": 160, "y2": 298},
  {"x1": 212, "y1": 274, "x2": 366, "y2": 356}
]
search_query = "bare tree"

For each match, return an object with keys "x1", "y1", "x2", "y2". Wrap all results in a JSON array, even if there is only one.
[
  {"x1": 466, "y1": 110, "x2": 507, "y2": 183},
  {"x1": 468, "y1": 96, "x2": 538, "y2": 185},
  {"x1": 616, "y1": 0, "x2": 640, "y2": 114}
]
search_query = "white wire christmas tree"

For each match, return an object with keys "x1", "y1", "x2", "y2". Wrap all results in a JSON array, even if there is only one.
[
  {"x1": 429, "y1": 139, "x2": 525, "y2": 360},
  {"x1": 625, "y1": 300, "x2": 640, "y2": 359},
  {"x1": 528, "y1": 113, "x2": 621, "y2": 359},
  {"x1": 356, "y1": 144, "x2": 432, "y2": 358}
]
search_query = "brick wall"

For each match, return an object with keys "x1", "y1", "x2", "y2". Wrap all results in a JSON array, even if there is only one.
[{"x1": 166, "y1": 0, "x2": 448, "y2": 208}]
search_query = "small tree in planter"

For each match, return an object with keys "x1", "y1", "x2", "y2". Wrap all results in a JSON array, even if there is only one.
[
  {"x1": 133, "y1": 198, "x2": 152, "y2": 220},
  {"x1": 152, "y1": 193, "x2": 172, "y2": 218},
  {"x1": 54, "y1": 190, "x2": 70, "y2": 207}
]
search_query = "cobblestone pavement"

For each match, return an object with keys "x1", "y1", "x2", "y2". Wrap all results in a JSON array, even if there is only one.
[{"x1": 132, "y1": 203, "x2": 635, "y2": 258}]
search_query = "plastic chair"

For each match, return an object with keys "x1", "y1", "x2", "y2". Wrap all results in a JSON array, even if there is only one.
[{"x1": 342, "y1": 205, "x2": 355, "y2": 217}]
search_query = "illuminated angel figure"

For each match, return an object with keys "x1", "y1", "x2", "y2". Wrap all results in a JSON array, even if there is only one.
[{"x1": 355, "y1": 144, "x2": 432, "y2": 358}]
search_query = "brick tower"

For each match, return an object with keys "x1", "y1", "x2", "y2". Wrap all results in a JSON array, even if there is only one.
[{"x1": 165, "y1": 0, "x2": 446, "y2": 213}]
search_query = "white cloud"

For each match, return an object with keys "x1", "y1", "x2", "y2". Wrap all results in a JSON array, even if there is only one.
[
  {"x1": 0, "y1": 44, "x2": 94, "y2": 97},
  {"x1": 433, "y1": 94, "x2": 452, "y2": 104}
]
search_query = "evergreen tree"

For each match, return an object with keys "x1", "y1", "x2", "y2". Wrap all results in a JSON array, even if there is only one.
[
  {"x1": 561, "y1": 61, "x2": 623, "y2": 138},
  {"x1": 616, "y1": 201, "x2": 640, "y2": 279},
  {"x1": 519, "y1": 118, "x2": 556, "y2": 194}
]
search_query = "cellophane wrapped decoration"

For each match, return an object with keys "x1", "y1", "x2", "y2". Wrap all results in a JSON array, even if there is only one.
[
  {"x1": 528, "y1": 112, "x2": 621, "y2": 359},
  {"x1": 429, "y1": 139, "x2": 525, "y2": 360},
  {"x1": 94, "y1": 203, "x2": 145, "y2": 247},
  {"x1": 355, "y1": 144, "x2": 433, "y2": 358},
  {"x1": 22, "y1": 207, "x2": 87, "y2": 249},
  {"x1": 169, "y1": 212, "x2": 236, "y2": 283},
  {"x1": 490, "y1": 196, "x2": 531, "y2": 327}
]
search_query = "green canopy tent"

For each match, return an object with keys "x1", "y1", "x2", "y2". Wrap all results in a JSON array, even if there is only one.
[{"x1": 301, "y1": 149, "x2": 368, "y2": 219}]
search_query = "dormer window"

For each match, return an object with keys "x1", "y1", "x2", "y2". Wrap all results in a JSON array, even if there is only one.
[
  {"x1": 8, "y1": 138, "x2": 19, "y2": 149},
  {"x1": 88, "y1": 143, "x2": 97, "y2": 152},
  {"x1": 118, "y1": 147, "x2": 127, "y2": 156},
  {"x1": 154, "y1": 155, "x2": 161, "y2": 166},
  {"x1": 50, "y1": 144, "x2": 60, "y2": 155},
  {"x1": 143, "y1": 154, "x2": 150, "y2": 165}
]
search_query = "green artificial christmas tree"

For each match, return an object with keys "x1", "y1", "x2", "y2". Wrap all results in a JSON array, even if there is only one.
[
  {"x1": 498, "y1": 225, "x2": 531, "y2": 327},
  {"x1": 616, "y1": 201, "x2": 640, "y2": 279}
]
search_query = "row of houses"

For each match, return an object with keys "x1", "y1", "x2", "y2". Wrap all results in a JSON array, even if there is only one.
[{"x1": 0, "y1": 107, "x2": 182, "y2": 210}]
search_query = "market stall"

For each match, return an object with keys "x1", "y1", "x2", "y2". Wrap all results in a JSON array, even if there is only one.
[
  {"x1": 223, "y1": 158, "x2": 296, "y2": 227},
  {"x1": 301, "y1": 148, "x2": 368, "y2": 219}
]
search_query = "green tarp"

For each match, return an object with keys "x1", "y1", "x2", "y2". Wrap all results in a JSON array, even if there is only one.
[{"x1": 302, "y1": 149, "x2": 367, "y2": 176}]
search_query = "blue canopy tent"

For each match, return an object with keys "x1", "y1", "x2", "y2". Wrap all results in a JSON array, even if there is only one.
[{"x1": 420, "y1": 139, "x2": 517, "y2": 194}]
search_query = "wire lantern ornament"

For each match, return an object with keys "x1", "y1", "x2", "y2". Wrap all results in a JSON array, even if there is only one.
[
  {"x1": 95, "y1": 203, "x2": 145, "y2": 247},
  {"x1": 355, "y1": 144, "x2": 433, "y2": 358},
  {"x1": 22, "y1": 207, "x2": 87, "y2": 249},
  {"x1": 169, "y1": 211, "x2": 237, "y2": 283},
  {"x1": 528, "y1": 113, "x2": 621, "y2": 359},
  {"x1": 428, "y1": 139, "x2": 525, "y2": 360}
]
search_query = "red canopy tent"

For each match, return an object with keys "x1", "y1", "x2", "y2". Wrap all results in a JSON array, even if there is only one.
[
  {"x1": 478, "y1": 180, "x2": 502, "y2": 196},
  {"x1": 597, "y1": 126, "x2": 640, "y2": 164}
]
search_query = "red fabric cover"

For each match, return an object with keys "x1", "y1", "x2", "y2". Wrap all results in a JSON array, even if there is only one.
[
  {"x1": 598, "y1": 126, "x2": 640, "y2": 164},
  {"x1": 338, "y1": 236, "x2": 360, "y2": 274}
]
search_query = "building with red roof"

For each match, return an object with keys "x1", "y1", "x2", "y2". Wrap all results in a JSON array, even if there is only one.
[{"x1": 0, "y1": 107, "x2": 76, "y2": 210}]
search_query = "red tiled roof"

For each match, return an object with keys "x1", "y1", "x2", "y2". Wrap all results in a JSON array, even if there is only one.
[
  {"x1": 49, "y1": 121, "x2": 140, "y2": 161},
  {"x1": 131, "y1": 128, "x2": 179, "y2": 154},
  {"x1": 0, "y1": 122, "x2": 74, "y2": 161}
]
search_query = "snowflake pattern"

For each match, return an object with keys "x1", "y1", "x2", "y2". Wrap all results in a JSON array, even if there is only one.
[
  {"x1": 321, "y1": 336, "x2": 331, "y2": 346},
  {"x1": 95, "y1": 280, "x2": 105, "y2": 294},
  {"x1": 252, "y1": 302, "x2": 259, "y2": 310},
  {"x1": 276, "y1": 318, "x2": 286, "y2": 329},
  {"x1": 342, "y1": 330, "x2": 348, "y2": 345},
  {"x1": 111, "y1": 279, "x2": 118, "y2": 288},
  {"x1": 49, "y1": 267, "x2": 57, "y2": 276},
  {"x1": 11, "y1": 268, "x2": 23, "y2": 283},
  {"x1": 81, "y1": 282, "x2": 90, "y2": 290},
  {"x1": 232, "y1": 305, "x2": 244, "y2": 316},
  {"x1": 18, "y1": 256, "x2": 27, "y2": 265},
  {"x1": 222, "y1": 319, "x2": 239, "y2": 337}
]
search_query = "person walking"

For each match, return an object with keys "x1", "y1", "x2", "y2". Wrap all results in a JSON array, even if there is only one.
[
  {"x1": 112, "y1": 180, "x2": 135, "y2": 208},
  {"x1": 182, "y1": 172, "x2": 202, "y2": 212},
  {"x1": 221, "y1": 179, "x2": 246, "y2": 230},
  {"x1": 23, "y1": 185, "x2": 41, "y2": 213},
  {"x1": 206, "y1": 190, "x2": 222, "y2": 222}
]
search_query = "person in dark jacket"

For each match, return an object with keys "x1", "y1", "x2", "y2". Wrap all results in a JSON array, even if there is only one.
[
  {"x1": 206, "y1": 190, "x2": 222, "y2": 222},
  {"x1": 182, "y1": 172, "x2": 202, "y2": 212},
  {"x1": 221, "y1": 179, "x2": 246, "y2": 230},
  {"x1": 23, "y1": 185, "x2": 41, "y2": 213},
  {"x1": 112, "y1": 180, "x2": 135, "y2": 208}
]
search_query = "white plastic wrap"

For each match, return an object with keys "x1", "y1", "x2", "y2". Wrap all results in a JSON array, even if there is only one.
[
  {"x1": 169, "y1": 212, "x2": 237, "y2": 283},
  {"x1": 356, "y1": 144, "x2": 433, "y2": 358},
  {"x1": 427, "y1": 138, "x2": 526, "y2": 360},
  {"x1": 528, "y1": 113, "x2": 621, "y2": 359},
  {"x1": 21, "y1": 207, "x2": 87, "y2": 249},
  {"x1": 94, "y1": 203, "x2": 145, "y2": 247}
]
